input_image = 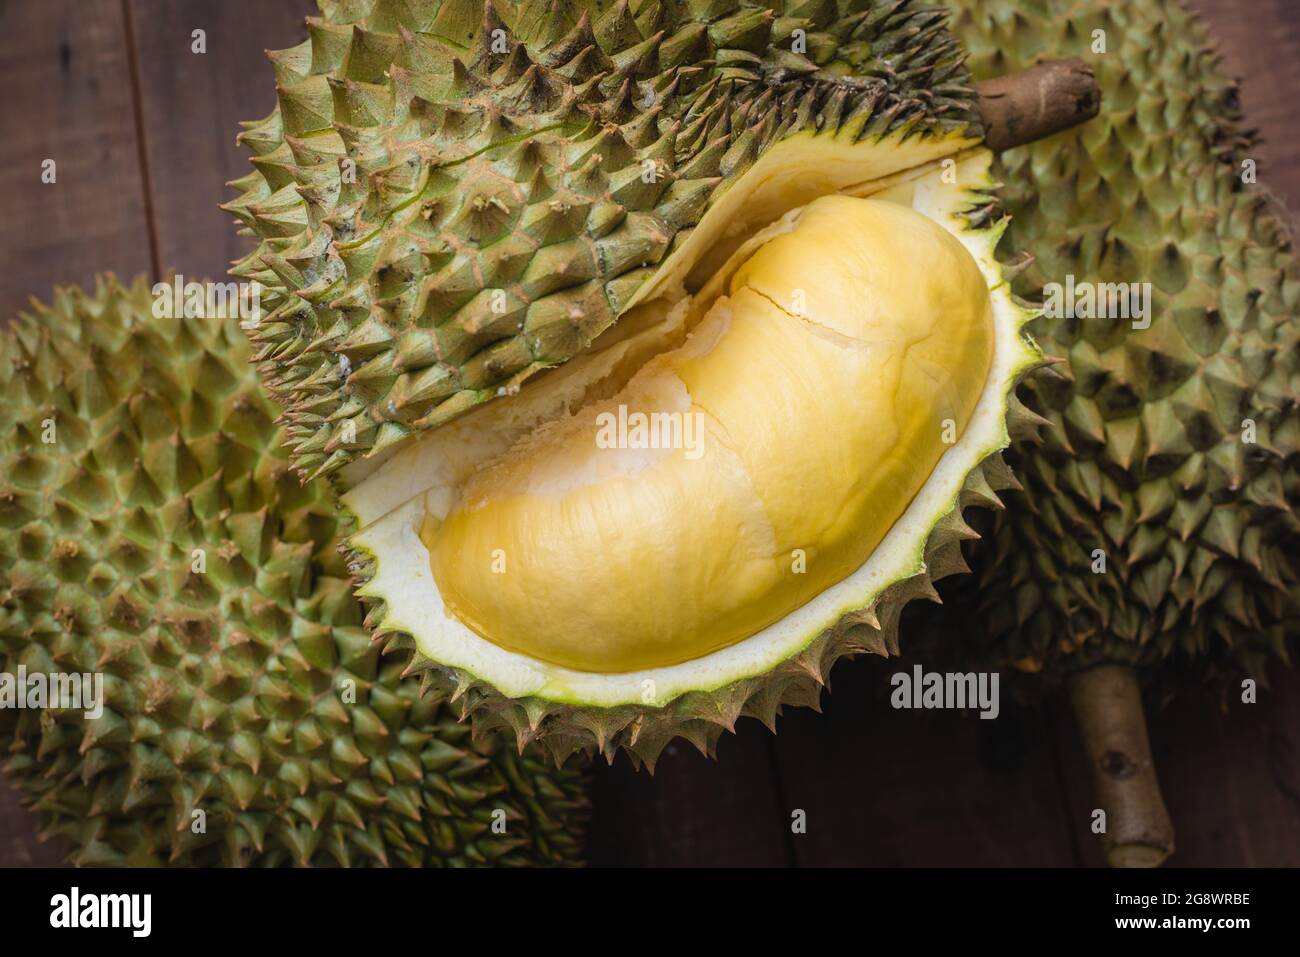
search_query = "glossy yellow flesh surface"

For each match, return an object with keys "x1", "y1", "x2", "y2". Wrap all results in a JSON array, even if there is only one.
[{"x1": 423, "y1": 195, "x2": 995, "y2": 672}]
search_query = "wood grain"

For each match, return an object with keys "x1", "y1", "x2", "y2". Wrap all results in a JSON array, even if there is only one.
[
  {"x1": 771, "y1": 647, "x2": 1081, "y2": 866},
  {"x1": 1148, "y1": 669, "x2": 1300, "y2": 866},
  {"x1": 127, "y1": 0, "x2": 315, "y2": 278},
  {"x1": 0, "y1": 774, "x2": 64, "y2": 867},
  {"x1": 0, "y1": 0, "x2": 152, "y2": 320},
  {"x1": 1187, "y1": 0, "x2": 1300, "y2": 220},
  {"x1": 588, "y1": 727, "x2": 791, "y2": 867}
]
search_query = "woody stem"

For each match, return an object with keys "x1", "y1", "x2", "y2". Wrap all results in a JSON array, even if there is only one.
[{"x1": 1068, "y1": 664, "x2": 1176, "y2": 867}]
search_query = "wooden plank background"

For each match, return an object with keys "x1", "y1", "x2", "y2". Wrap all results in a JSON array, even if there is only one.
[{"x1": 1, "y1": 0, "x2": 1297, "y2": 868}]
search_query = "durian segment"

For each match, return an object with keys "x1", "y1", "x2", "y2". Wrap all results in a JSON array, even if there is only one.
[
  {"x1": 424, "y1": 196, "x2": 994, "y2": 671},
  {"x1": 350, "y1": 150, "x2": 1041, "y2": 707}
]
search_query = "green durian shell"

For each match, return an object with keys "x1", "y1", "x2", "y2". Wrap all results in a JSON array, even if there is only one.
[
  {"x1": 226, "y1": 0, "x2": 982, "y2": 479},
  {"x1": 0, "y1": 276, "x2": 588, "y2": 866},
  {"x1": 942, "y1": 0, "x2": 1300, "y2": 682}
]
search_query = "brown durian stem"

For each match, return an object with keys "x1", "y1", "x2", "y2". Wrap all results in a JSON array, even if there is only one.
[
  {"x1": 1067, "y1": 665, "x2": 1175, "y2": 868},
  {"x1": 976, "y1": 58, "x2": 1101, "y2": 151}
]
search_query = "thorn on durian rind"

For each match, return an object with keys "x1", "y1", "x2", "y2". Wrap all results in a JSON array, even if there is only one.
[{"x1": 227, "y1": 0, "x2": 988, "y2": 479}]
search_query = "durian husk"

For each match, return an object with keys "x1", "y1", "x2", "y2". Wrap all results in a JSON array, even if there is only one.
[
  {"x1": 944, "y1": 0, "x2": 1299, "y2": 682},
  {"x1": 0, "y1": 276, "x2": 588, "y2": 866},
  {"x1": 226, "y1": 0, "x2": 984, "y2": 480}
]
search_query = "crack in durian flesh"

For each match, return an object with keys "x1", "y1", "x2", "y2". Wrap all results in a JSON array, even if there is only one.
[{"x1": 420, "y1": 195, "x2": 995, "y2": 672}]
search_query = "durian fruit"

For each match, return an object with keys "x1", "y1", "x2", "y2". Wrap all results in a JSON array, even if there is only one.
[
  {"x1": 942, "y1": 0, "x2": 1300, "y2": 864},
  {"x1": 226, "y1": 0, "x2": 1049, "y2": 768},
  {"x1": 0, "y1": 276, "x2": 588, "y2": 866}
]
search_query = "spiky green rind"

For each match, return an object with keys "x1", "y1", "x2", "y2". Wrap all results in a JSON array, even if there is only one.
[
  {"x1": 0, "y1": 276, "x2": 588, "y2": 866},
  {"x1": 227, "y1": 0, "x2": 982, "y2": 479},
  {"x1": 943, "y1": 0, "x2": 1299, "y2": 681}
]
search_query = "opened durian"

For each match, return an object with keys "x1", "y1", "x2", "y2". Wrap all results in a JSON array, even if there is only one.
[
  {"x1": 0, "y1": 276, "x2": 588, "y2": 866},
  {"x1": 227, "y1": 0, "x2": 1047, "y2": 766},
  {"x1": 940, "y1": 0, "x2": 1300, "y2": 865}
]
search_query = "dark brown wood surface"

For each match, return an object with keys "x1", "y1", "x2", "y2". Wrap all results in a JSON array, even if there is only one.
[
  {"x1": 1, "y1": 0, "x2": 1297, "y2": 868},
  {"x1": 0, "y1": 1, "x2": 153, "y2": 320}
]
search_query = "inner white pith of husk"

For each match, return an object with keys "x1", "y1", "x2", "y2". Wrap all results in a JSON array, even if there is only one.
[{"x1": 346, "y1": 145, "x2": 1039, "y2": 706}]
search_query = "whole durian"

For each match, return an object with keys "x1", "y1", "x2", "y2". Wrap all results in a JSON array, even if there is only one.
[
  {"x1": 0, "y1": 276, "x2": 588, "y2": 867},
  {"x1": 941, "y1": 0, "x2": 1299, "y2": 864},
  {"x1": 226, "y1": 0, "x2": 1049, "y2": 768}
]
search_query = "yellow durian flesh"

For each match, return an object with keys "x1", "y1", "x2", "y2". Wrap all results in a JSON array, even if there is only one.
[{"x1": 423, "y1": 195, "x2": 995, "y2": 673}]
